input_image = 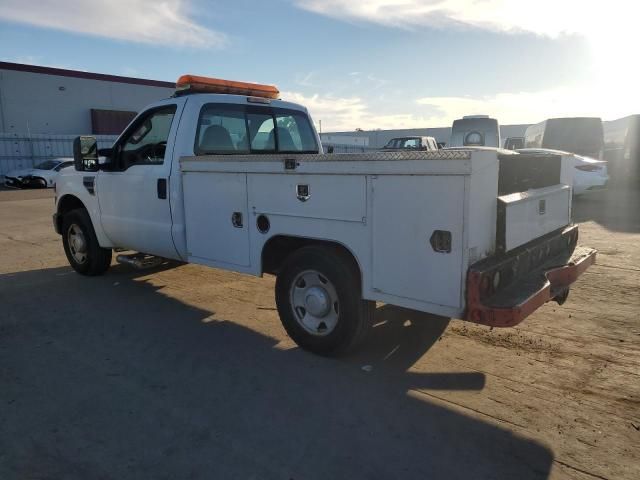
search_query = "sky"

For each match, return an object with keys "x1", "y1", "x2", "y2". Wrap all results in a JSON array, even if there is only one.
[{"x1": 0, "y1": 0, "x2": 638, "y2": 132}]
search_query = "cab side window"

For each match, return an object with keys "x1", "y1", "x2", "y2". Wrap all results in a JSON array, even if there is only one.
[
  {"x1": 274, "y1": 112, "x2": 317, "y2": 152},
  {"x1": 194, "y1": 104, "x2": 319, "y2": 155},
  {"x1": 247, "y1": 113, "x2": 276, "y2": 152},
  {"x1": 195, "y1": 105, "x2": 249, "y2": 154},
  {"x1": 118, "y1": 106, "x2": 177, "y2": 169}
]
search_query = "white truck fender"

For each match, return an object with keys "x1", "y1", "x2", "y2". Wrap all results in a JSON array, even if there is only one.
[{"x1": 55, "y1": 174, "x2": 114, "y2": 248}]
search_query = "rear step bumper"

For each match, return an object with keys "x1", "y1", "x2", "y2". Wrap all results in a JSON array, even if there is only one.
[{"x1": 465, "y1": 226, "x2": 596, "y2": 327}]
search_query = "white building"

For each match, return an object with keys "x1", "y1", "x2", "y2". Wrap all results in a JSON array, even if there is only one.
[
  {"x1": 0, "y1": 61, "x2": 175, "y2": 176},
  {"x1": 0, "y1": 61, "x2": 174, "y2": 135}
]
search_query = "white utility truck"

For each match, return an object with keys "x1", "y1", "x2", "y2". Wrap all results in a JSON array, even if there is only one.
[{"x1": 53, "y1": 75, "x2": 596, "y2": 355}]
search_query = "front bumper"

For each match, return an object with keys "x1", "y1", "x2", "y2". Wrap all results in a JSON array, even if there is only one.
[
  {"x1": 465, "y1": 225, "x2": 596, "y2": 327},
  {"x1": 4, "y1": 176, "x2": 22, "y2": 188},
  {"x1": 574, "y1": 175, "x2": 609, "y2": 195}
]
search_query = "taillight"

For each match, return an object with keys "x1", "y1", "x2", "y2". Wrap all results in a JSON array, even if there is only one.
[
  {"x1": 575, "y1": 164, "x2": 602, "y2": 172},
  {"x1": 479, "y1": 270, "x2": 502, "y2": 296}
]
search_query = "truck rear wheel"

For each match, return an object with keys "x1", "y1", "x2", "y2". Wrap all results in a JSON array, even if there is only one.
[
  {"x1": 275, "y1": 245, "x2": 373, "y2": 356},
  {"x1": 62, "y1": 208, "x2": 112, "y2": 276}
]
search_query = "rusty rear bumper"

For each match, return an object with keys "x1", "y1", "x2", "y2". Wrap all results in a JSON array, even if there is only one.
[{"x1": 465, "y1": 226, "x2": 597, "y2": 327}]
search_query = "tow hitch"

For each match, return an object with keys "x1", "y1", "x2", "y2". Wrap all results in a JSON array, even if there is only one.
[{"x1": 553, "y1": 288, "x2": 570, "y2": 306}]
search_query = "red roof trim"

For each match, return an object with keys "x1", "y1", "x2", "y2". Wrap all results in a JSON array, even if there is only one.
[{"x1": 0, "y1": 61, "x2": 175, "y2": 89}]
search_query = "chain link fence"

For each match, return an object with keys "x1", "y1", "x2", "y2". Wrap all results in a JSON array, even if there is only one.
[
  {"x1": 0, "y1": 136, "x2": 379, "y2": 177},
  {"x1": 0, "y1": 133, "x2": 118, "y2": 177}
]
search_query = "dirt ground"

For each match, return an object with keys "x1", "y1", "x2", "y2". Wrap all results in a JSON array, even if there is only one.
[{"x1": 0, "y1": 186, "x2": 638, "y2": 480}]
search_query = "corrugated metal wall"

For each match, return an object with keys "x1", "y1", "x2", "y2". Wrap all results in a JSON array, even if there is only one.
[{"x1": 0, "y1": 133, "x2": 118, "y2": 176}]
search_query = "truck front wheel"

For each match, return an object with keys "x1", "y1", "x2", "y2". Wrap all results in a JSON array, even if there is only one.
[
  {"x1": 62, "y1": 208, "x2": 112, "y2": 276},
  {"x1": 275, "y1": 245, "x2": 373, "y2": 356}
]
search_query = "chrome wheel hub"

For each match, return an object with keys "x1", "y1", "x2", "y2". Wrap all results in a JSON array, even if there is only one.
[
  {"x1": 67, "y1": 224, "x2": 88, "y2": 264},
  {"x1": 304, "y1": 286, "x2": 331, "y2": 317},
  {"x1": 290, "y1": 270, "x2": 339, "y2": 336}
]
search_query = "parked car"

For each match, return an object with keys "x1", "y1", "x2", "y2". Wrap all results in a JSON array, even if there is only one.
[
  {"x1": 517, "y1": 148, "x2": 608, "y2": 195},
  {"x1": 4, "y1": 158, "x2": 74, "y2": 188},
  {"x1": 381, "y1": 136, "x2": 439, "y2": 151}
]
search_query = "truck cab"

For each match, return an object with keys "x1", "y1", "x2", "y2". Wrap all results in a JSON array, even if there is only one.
[
  {"x1": 56, "y1": 78, "x2": 321, "y2": 262},
  {"x1": 53, "y1": 75, "x2": 596, "y2": 356}
]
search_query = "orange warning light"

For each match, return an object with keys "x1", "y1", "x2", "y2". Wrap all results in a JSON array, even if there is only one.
[{"x1": 176, "y1": 74, "x2": 279, "y2": 99}]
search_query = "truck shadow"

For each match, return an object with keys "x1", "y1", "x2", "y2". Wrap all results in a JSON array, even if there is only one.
[
  {"x1": 0, "y1": 266, "x2": 553, "y2": 480},
  {"x1": 572, "y1": 186, "x2": 640, "y2": 233},
  {"x1": 348, "y1": 306, "x2": 486, "y2": 391}
]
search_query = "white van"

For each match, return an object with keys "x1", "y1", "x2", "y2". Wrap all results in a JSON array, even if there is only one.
[
  {"x1": 525, "y1": 117, "x2": 604, "y2": 160},
  {"x1": 449, "y1": 115, "x2": 501, "y2": 148}
]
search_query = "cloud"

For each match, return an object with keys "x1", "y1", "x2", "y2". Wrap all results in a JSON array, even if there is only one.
[
  {"x1": 284, "y1": 84, "x2": 632, "y2": 132},
  {"x1": 415, "y1": 91, "x2": 572, "y2": 126},
  {"x1": 417, "y1": 85, "x2": 636, "y2": 125},
  {"x1": 282, "y1": 91, "x2": 369, "y2": 131},
  {"x1": 294, "y1": 1, "x2": 637, "y2": 39},
  {"x1": 283, "y1": 90, "x2": 438, "y2": 131},
  {"x1": 0, "y1": 0, "x2": 227, "y2": 48},
  {"x1": 295, "y1": 71, "x2": 317, "y2": 87},
  {"x1": 291, "y1": 1, "x2": 639, "y2": 131}
]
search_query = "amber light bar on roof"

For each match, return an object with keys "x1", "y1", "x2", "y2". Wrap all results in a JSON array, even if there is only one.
[{"x1": 176, "y1": 74, "x2": 280, "y2": 99}]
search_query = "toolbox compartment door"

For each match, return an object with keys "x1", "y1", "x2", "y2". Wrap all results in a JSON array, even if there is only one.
[
  {"x1": 371, "y1": 175, "x2": 465, "y2": 309},
  {"x1": 183, "y1": 172, "x2": 250, "y2": 267},
  {"x1": 497, "y1": 184, "x2": 571, "y2": 252}
]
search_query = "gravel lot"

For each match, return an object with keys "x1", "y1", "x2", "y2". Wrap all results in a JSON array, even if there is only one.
[{"x1": 1, "y1": 186, "x2": 638, "y2": 480}]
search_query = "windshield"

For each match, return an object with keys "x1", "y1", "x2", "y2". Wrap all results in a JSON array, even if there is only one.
[
  {"x1": 385, "y1": 137, "x2": 421, "y2": 149},
  {"x1": 33, "y1": 160, "x2": 59, "y2": 170}
]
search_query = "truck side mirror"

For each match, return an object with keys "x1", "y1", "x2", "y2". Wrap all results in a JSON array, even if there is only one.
[{"x1": 73, "y1": 136, "x2": 99, "y2": 172}]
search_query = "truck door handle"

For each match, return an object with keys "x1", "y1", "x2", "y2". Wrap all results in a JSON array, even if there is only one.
[{"x1": 157, "y1": 178, "x2": 167, "y2": 199}]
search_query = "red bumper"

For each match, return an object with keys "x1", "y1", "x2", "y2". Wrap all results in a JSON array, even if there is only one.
[{"x1": 465, "y1": 226, "x2": 596, "y2": 327}]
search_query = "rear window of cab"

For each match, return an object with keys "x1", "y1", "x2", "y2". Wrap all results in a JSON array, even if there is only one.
[{"x1": 195, "y1": 104, "x2": 318, "y2": 155}]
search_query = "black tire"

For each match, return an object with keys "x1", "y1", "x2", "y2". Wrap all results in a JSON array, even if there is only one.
[
  {"x1": 275, "y1": 245, "x2": 373, "y2": 356},
  {"x1": 62, "y1": 208, "x2": 112, "y2": 276}
]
